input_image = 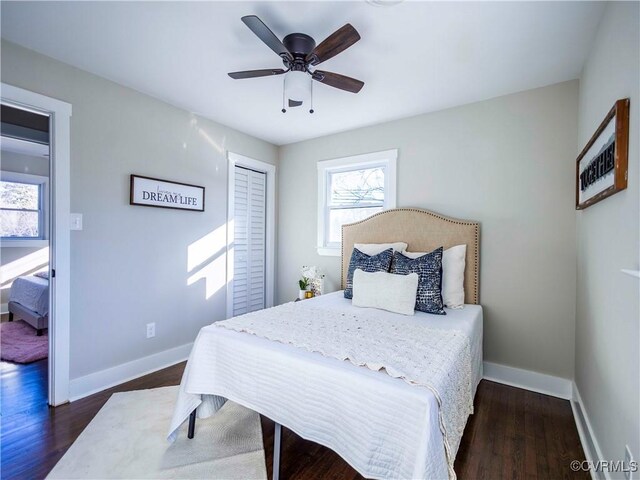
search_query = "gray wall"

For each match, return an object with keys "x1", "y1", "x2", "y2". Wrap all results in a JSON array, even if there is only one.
[
  {"x1": 1, "y1": 150, "x2": 51, "y2": 306},
  {"x1": 1, "y1": 40, "x2": 278, "y2": 379},
  {"x1": 575, "y1": 1, "x2": 639, "y2": 468},
  {"x1": 278, "y1": 80, "x2": 579, "y2": 379}
]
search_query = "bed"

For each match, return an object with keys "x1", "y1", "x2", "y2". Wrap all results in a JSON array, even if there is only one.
[
  {"x1": 8, "y1": 274, "x2": 49, "y2": 336},
  {"x1": 169, "y1": 208, "x2": 481, "y2": 479}
]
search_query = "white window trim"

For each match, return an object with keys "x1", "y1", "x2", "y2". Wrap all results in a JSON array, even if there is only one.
[
  {"x1": 317, "y1": 149, "x2": 397, "y2": 256},
  {"x1": 226, "y1": 152, "x2": 276, "y2": 318},
  {"x1": 0, "y1": 171, "x2": 49, "y2": 246}
]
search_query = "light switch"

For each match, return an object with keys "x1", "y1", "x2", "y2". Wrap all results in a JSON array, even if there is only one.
[{"x1": 70, "y1": 213, "x2": 83, "y2": 231}]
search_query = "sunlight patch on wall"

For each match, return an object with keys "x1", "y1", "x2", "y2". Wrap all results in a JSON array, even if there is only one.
[
  {"x1": 188, "y1": 114, "x2": 227, "y2": 157},
  {"x1": 187, "y1": 224, "x2": 229, "y2": 299},
  {"x1": 187, "y1": 224, "x2": 227, "y2": 273},
  {"x1": 187, "y1": 254, "x2": 226, "y2": 300},
  {"x1": 197, "y1": 127, "x2": 225, "y2": 156},
  {"x1": 0, "y1": 247, "x2": 49, "y2": 285}
]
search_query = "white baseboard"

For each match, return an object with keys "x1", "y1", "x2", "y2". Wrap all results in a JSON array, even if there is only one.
[
  {"x1": 69, "y1": 342, "x2": 193, "y2": 401},
  {"x1": 1, "y1": 303, "x2": 8, "y2": 315},
  {"x1": 483, "y1": 361, "x2": 573, "y2": 399},
  {"x1": 571, "y1": 383, "x2": 608, "y2": 480}
]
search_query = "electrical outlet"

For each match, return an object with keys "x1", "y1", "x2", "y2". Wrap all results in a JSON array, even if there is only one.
[
  {"x1": 146, "y1": 322, "x2": 155, "y2": 339},
  {"x1": 625, "y1": 445, "x2": 635, "y2": 480}
]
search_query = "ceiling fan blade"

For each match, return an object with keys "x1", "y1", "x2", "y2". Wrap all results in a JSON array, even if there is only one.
[
  {"x1": 312, "y1": 70, "x2": 364, "y2": 93},
  {"x1": 228, "y1": 69, "x2": 286, "y2": 79},
  {"x1": 306, "y1": 24, "x2": 361, "y2": 66},
  {"x1": 241, "y1": 15, "x2": 292, "y2": 61}
]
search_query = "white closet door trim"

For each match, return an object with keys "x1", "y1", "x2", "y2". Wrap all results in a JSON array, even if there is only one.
[{"x1": 227, "y1": 152, "x2": 276, "y2": 319}]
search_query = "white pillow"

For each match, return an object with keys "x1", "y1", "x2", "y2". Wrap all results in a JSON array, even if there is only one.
[
  {"x1": 402, "y1": 244, "x2": 466, "y2": 309},
  {"x1": 354, "y1": 242, "x2": 408, "y2": 256},
  {"x1": 352, "y1": 269, "x2": 418, "y2": 316}
]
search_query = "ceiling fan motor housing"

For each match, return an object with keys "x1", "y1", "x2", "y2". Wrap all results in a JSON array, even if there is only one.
[
  {"x1": 283, "y1": 33, "x2": 316, "y2": 70},
  {"x1": 283, "y1": 33, "x2": 316, "y2": 56}
]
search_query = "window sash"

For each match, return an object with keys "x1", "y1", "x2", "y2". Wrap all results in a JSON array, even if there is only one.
[
  {"x1": 317, "y1": 149, "x2": 397, "y2": 255},
  {"x1": 0, "y1": 207, "x2": 40, "y2": 213},
  {"x1": 325, "y1": 165, "x2": 386, "y2": 208},
  {"x1": 323, "y1": 165, "x2": 387, "y2": 248},
  {"x1": 324, "y1": 204, "x2": 384, "y2": 247},
  {"x1": 326, "y1": 202, "x2": 383, "y2": 210},
  {"x1": 0, "y1": 181, "x2": 45, "y2": 240}
]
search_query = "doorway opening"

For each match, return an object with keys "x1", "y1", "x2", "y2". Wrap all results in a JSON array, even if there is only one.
[
  {"x1": 1, "y1": 105, "x2": 51, "y2": 409},
  {"x1": 1, "y1": 84, "x2": 72, "y2": 406}
]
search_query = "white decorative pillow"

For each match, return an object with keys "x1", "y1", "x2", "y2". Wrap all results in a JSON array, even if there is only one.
[
  {"x1": 354, "y1": 242, "x2": 408, "y2": 256},
  {"x1": 352, "y1": 269, "x2": 419, "y2": 316},
  {"x1": 403, "y1": 244, "x2": 466, "y2": 309}
]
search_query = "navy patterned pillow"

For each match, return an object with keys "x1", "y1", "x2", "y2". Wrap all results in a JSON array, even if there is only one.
[
  {"x1": 344, "y1": 248, "x2": 393, "y2": 299},
  {"x1": 391, "y1": 248, "x2": 446, "y2": 315}
]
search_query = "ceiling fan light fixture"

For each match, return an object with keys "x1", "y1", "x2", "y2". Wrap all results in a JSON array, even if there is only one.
[{"x1": 285, "y1": 70, "x2": 310, "y2": 105}]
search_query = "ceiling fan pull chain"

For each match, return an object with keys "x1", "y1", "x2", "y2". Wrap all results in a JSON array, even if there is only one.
[
  {"x1": 309, "y1": 76, "x2": 315, "y2": 114},
  {"x1": 281, "y1": 75, "x2": 287, "y2": 113}
]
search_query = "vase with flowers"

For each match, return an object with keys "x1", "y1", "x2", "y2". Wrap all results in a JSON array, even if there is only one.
[{"x1": 300, "y1": 265, "x2": 325, "y2": 299}]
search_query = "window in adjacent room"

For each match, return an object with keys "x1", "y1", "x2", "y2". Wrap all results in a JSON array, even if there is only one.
[
  {"x1": 0, "y1": 173, "x2": 48, "y2": 241},
  {"x1": 317, "y1": 149, "x2": 397, "y2": 256}
]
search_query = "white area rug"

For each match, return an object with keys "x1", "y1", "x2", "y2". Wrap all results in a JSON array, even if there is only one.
[{"x1": 47, "y1": 386, "x2": 267, "y2": 479}]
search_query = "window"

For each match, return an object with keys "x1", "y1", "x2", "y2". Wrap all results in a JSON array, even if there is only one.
[
  {"x1": 317, "y1": 149, "x2": 397, "y2": 256},
  {"x1": 0, "y1": 172, "x2": 48, "y2": 242}
]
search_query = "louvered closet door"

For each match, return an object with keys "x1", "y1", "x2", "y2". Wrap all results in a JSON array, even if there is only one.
[{"x1": 233, "y1": 166, "x2": 267, "y2": 316}]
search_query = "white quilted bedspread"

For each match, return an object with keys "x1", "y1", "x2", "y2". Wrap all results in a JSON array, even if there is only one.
[
  {"x1": 217, "y1": 302, "x2": 473, "y2": 478},
  {"x1": 168, "y1": 293, "x2": 480, "y2": 480}
]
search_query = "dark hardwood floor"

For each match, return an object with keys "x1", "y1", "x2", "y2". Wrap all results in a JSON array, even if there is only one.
[{"x1": 1, "y1": 360, "x2": 588, "y2": 480}]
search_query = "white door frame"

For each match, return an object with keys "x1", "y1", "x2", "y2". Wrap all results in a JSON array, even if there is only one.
[
  {"x1": 1, "y1": 83, "x2": 72, "y2": 406},
  {"x1": 226, "y1": 152, "x2": 276, "y2": 318}
]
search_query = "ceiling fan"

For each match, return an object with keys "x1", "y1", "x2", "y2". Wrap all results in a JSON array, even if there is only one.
[{"x1": 228, "y1": 15, "x2": 364, "y2": 112}]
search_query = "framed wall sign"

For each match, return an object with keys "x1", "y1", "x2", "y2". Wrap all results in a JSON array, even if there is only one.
[
  {"x1": 576, "y1": 98, "x2": 629, "y2": 210},
  {"x1": 130, "y1": 175, "x2": 205, "y2": 212}
]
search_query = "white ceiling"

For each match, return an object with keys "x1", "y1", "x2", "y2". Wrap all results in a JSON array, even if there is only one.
[{"x1": 1, "y1": 1, "x2": 605, "y2": 145}]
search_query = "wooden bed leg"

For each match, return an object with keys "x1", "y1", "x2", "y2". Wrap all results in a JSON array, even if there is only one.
[
  {"x1": 8, "y1": 312, "x2": 13, "y2": 322},
  {"x1": 187, "y1": 409, "x2": 197, "y2": 439},
  {"x1": 273, "y1": 422, "x2": 282, "y2": 480}
]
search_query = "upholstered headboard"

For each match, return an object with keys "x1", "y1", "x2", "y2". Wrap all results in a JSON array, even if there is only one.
[{"x1": 341, "y1": 208, "x2": 480, "y2": 304}]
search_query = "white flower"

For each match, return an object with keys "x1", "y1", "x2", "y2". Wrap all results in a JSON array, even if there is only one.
[{"x1": 301, "y1": 265, "x2": 324, "y2": 279}]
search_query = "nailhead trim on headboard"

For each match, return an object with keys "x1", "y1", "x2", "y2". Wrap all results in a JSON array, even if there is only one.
[{"x1": 341, "y1": 208, "x2": 480, "y2": 304}]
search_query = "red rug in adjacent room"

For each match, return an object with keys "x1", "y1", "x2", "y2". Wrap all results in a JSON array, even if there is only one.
[{"x1": 1, "y1": 320, "x2": 48, "y2": 363}]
